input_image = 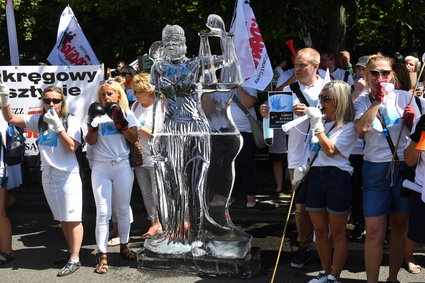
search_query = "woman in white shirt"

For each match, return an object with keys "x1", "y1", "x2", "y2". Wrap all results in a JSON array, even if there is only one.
[
  {"x1": 131, "y1": 73, "x2": 163, "y2": 239},
  {"x1": 1, "y1": 84, "x2": 83, "y2": 277},
  {"x1": 354, "y1": 54, "x2": 419, "y2": 283},
  {"x1": 302, "y1": 81, "x2": 358, "y2": 283},
  {"x1": 86, "y1": 79, "x2": 139, "y2": 274}
]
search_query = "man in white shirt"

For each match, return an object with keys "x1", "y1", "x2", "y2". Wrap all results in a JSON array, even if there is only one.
[
  {"x1": 320, "y1": 50, "x2": 354, "y2": 86},
  {"x1": 260, "y1": 48, "x2": 325, "y2": 268}
]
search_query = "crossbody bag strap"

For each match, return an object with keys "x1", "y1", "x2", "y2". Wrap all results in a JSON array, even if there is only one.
[
  {"x1": 309, "y1": 122, "x2": 337, "y2": 167},
  {"x1": 369, "y1": 96, "x2": 400, "y2": 164},
  {"x1": 290, "y1": 82, "x2": 310, "y2": 107},
  {"x1": 233, "y1": 94, "x2": 254, "y2": 119}
]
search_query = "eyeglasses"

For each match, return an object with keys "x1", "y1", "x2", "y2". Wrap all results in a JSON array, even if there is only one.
[
  {"x1": 369, "y1": 70, "x2": 391, "y2": 77},
  {"x1": 43, "y1": 98, "x2": 62, "y2": 104},
  {"x1": 319, "y1": 94, "x2": 334, "y2": 103}
]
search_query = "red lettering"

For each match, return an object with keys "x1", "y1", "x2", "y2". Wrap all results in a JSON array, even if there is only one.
[
  {"x1": 25, "y1": 130, "x2": 38, "y2": 139},
  {"x1": 60, "y1": 41, "x2": 89, "y2": 65},
  {"x1": 248, "y1": 18, "x2": 265, "y2": 69}
]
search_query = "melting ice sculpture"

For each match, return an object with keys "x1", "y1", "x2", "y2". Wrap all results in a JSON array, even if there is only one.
[{"x1": 138, "y1": 14, "x2": 260, "y2": 277}]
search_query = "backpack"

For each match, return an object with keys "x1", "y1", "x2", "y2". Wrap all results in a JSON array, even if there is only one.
[{"x1": 3, "y1": 124, "x2": 26, "y2": 166}]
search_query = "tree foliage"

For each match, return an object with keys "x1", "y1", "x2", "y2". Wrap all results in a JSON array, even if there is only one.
[{"x1": 0, "y1": 0, "x2": 425, "y2": 67}]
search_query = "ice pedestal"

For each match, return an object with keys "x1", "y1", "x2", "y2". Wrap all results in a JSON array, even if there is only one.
[{"x1": 138, "y1": 247, "x2": 261, "y2": 278}]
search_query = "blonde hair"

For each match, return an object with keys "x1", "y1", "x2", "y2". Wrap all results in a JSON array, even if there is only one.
[
  {"x1": 42, "y1": 85, "x2": 68, "y2": 118},
  {"x1": 365, "y1": 53, "x2": 394, "y2": 88},
  {"x1": 321, "y1": 80, "x2": 354, "y2": 127},
  {"x1": 297, "y1": 48, "x2": 320, "y2": 65},
  {"x1": 132, "y1": 73, "x2": 154, "y2": 92},
  {"x1": 96, "y1": 79, "x2": 130, "y2": 113}
]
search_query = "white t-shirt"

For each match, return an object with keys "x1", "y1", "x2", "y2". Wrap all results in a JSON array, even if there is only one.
[
  {"x1": 131, "y1": 101, "x2": 164, "y2": 166},
  {"x1": 415, "y1": 153, "x2": 425, "y2": 189},
  {"x1": 91, "y1": 111, "x2": 139, "y2": 162},
  {"x1": 319, "y1": 68, "x2": 354, "y2": 86},
  {"x1": 408, "y1": 117, "x2": 425, "y2": 189},
  {"x1": 308, "y1": 121, "x2": 359, "y2": 174},
  {"x1": 230, "y1": 87, "x2": 258, "y2": 133},
  {"x1": 25, "y1": 114, "x2": 81, "y2": 172},
  {"x1": 285, "y1": 76, "x2": 325, "y2": 168},
  {"x1": 354, "y1": 89, "x2": 420, "y2": 162},
  {"x1": 0, "y1": 118, "x2": 7, "y2": 177}
]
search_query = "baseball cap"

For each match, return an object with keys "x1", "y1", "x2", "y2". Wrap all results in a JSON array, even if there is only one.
[{"x1": 355, "y1": 56, "x2": 369, "y2": 68}]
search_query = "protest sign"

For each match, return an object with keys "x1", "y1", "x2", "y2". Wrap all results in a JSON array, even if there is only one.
[
  {"x1": 0, "y1": 65, "x2": 103, "y2": 155},
  {"x1": 268, "y1": 91, "x2": 293, "y2": 129},
  {"x1": 230, "y1": 0, "x2": 273, "y2": 91},
  {"x1": 47, "y1": 6, "x2": 100, "y2": 66}
]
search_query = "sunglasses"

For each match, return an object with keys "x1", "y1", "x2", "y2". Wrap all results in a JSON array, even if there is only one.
[
  {"x1": 43, "y1": 98, "x2": 62, "y2": 104},
  {"x1": 100, "y1": 79, "x2": 115, "y2": 86},
  {"x1": 369, "y1": 70, "x2": 391, "y2": 77},
  {"x1": 319, "y1": 94, "x2": 334, "y2": 103}
]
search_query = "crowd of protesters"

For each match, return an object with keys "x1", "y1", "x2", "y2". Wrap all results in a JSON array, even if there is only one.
[{"x1": 0, "y1": 48, "x2": 424, "y2": 283}]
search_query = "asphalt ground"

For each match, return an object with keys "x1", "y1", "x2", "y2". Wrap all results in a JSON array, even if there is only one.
[{"x1": 1, "y1": 188, "x2": 425, "y2": 283}]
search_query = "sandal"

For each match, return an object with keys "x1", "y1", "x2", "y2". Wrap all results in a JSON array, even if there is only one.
[
  {"x1": 141, "y1": 226, "x2": 163, "y2": 240},
  {"x1": 120, "y1": 244, "x2": 137, "y2": 260},
  {"x1": 0, "y1": 251, "x2": 15, "y2": 265},
  {"x1": 107, "y1": 236, "x2": 120, "y2": 247},
  {"x1": 407, "y1": 262, "x2": 422, "y2": 274},
  {"x1": 94, "y1": 253, "x2": 109, "y2": 275}
]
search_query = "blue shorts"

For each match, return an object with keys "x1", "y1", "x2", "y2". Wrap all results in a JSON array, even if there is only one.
[
  {"x1": 306, "y1": 166, "x2": 352, "y2": 215},
  {"x1": 0, "y1": 176, "x2": 8, "y2": 188},
  {"x1": 362, "y1": 160, "x2": 409, "y2": 217}
]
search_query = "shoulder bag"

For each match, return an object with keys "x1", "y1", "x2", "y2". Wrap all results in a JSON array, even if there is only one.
[{"x1": 233, "y1": 95, "x2": 267, "y2": 149}]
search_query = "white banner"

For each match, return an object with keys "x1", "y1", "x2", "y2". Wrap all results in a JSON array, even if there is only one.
[
  {"x1": 47, "y1": 6, "x2": 100, "y2": 66},
  {"x1": 230, "y1": 0, "x2": 273, "y2": 91},
  {"x1": 5, "y1": 0, "x2": 20, "y2": 65},
  {"x1": 0, "y1": 65, "x2": 103, "y2": 155}
]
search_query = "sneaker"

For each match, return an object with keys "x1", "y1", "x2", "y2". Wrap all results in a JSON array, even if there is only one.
[
  {"x1": 290, "y1": 247, "x2": 312, "y2": 268},
  {"x1": 57, "y1": 260, "x2": 81, "y2": 277},
  {"x1": 327, "y1": 274, "x2": 341, "y2": 283},
  {"x1": 308, "y1": 270, "x2": 328, "y2": 283}
]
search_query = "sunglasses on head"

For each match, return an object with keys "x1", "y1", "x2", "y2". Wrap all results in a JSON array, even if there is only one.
[
  {"x1": 100, "y1": 79, "x2": 115, "y2": 86},
  {"x1": 319, "y1": 94, "x2": 334, "y2": 103},
  {"x1": 43, "y1": 98, "x2": 62, "y2": 104},
  {"x1": 369, "y1": 70, "x2": 391, "y2": 77}
]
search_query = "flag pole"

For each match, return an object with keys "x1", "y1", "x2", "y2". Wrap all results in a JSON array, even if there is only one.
[{"x1": 5, "y1": 0, "x2": 20, "y2": 65}]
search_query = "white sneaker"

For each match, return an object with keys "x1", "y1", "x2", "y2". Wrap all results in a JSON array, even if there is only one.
[
  {"x1": 327, "y1": 274, "x2": 341, "y2": 283},
  {"x1": 308, "y1": 270, "x2": 328, "y2": 283}
]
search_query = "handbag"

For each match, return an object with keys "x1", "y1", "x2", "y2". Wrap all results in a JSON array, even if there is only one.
[
  {"x1": 128, "y1": 139, "x2": 144, "y2": 167},
  {"x1": 233, "y1": 95, "x2": 267, "y2": 149}
]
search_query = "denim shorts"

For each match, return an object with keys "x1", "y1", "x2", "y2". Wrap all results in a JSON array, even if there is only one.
[
  {"x1": 0, "y1": 176, "x2": 8, "y2": 188},
  {"x1": 362, "y1": 160, "x2": 409, "y2": 217},
  {"x1": 306, "y1": 166, "x2": 352, "y2": 215}
]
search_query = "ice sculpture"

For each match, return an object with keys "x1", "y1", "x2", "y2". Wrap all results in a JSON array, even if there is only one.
[{"x1": 138, "y1": 14, "x2": 260, "y2": 277}]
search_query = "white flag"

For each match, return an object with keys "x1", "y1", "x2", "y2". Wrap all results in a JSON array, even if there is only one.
[
  {"x1": 5, "y1": 0, "x2": 20, "y2": 65},
  {"x1": 230, "y1": 0, "x2": 273, "y2": 91},
  {"x1": 47, "y1": 6, "x2": 100, "y2": 66}
]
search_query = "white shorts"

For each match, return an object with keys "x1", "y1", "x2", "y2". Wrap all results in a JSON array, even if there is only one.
[{"x1": 42, "y1": 167, "x2": 82, "y2": 222}]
